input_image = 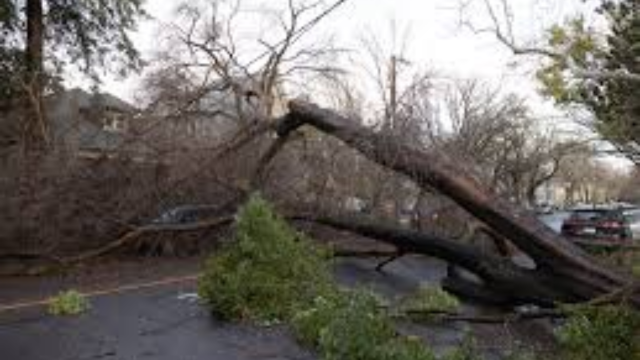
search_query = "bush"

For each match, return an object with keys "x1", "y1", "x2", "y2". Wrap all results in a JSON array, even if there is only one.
[
  {"x1": 632, "y1": 262, "x2": 640, "y2": 278},
  {"x1": 47, "y1": 290, "x2": 90, "y2": 316},
  {"x1": 291, "y1": 291, "x2": 347, "y2": 347},
  {"x1": 440, "y1": 333, "x2": 483, "y2": 360},
  {"x1": 375, "y1": 336, "x2": 437, "y2": 360},
  {"x1": 397, "y1": 285, "x2": 460, "y2": 320},
  {"x1": 314, "y1": 290, "x2": 395, "y2": 360},
  {"x1": 292, "y1": 289, "x2": 435, "y2": 360},
  {"x1": 198, "y1": 194, "x2": 334, "y2": 322},
  {"x1": 557, "y1": 304, "x2": 640, "y2": 360}
]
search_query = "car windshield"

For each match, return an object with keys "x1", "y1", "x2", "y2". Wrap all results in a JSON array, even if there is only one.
[
  {"x1": 624, "y1": 209, "x2": 640, "y2": 223},
  {"x1": 570, "y1": 210, "x2": 619, "y2": 221}
]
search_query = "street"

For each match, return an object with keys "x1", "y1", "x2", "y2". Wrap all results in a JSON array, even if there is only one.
[{"x1": 0, "y1": 257, "x2": 555, "y2": 360}]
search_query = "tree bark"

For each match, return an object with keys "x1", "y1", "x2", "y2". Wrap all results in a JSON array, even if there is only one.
[
  {"x1": 26, "y1": 0, "x2": 44, "y2": 75},
  {"x1": 24, "y1": 0, "x2": 48, "y2": 148},
  {"x1": 296, "y1": 212, "x2": 583, "y2": 307},
  {"x1": 278, "y1": 100, "x2": 638, "y2": 306}
]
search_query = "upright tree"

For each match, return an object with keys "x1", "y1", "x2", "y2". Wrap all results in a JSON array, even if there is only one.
[
  {"x1": 580, "y1": 1, "x2": 640, "y2": 165},
  {"x1": 535, "y1": 0, "x2": 640, "y2": 165},
  {"x1": 465, "y1": 0, "x2": 640, "y2": 167},
  {"x1": 0, "y1": 0, "x2": 147, "y2": 149}
]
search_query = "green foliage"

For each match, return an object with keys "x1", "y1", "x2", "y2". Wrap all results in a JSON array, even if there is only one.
[
  {"x1": 375, "y1": 336, "x2": 436, "y2": 360},
  {"x1": 440, "y1": 334, "x2": 483, "y2": 360},
  {"x1": 44, "y1": 0, "x2": 147, "y2": 75},
  {"x1": 47, "y1": 290, "x2": 90, "y2": 316},
  {"x1": 292, "y1": 288, "x2": 435, "y2": 360},
  {"x1": 397, "y1": 285, "x2": 460, "y2": 319},
  {"x1": 548, "y1": 24, "x2": 568, "y2": 47},
  {"x1": 198, "y1": 194, "x2": 334, "y2": 322},
  {"x1": 537, "y1": 16, "x2": 600, "y2": 104},
  {"x1": 632, "y1": 262, "x2": 640, "y2": 278},
  {"x1": 536, "y1": 1, "x2": 640, "y2": 163},
  {"x1": 291, "y1": 292, "x2": 347, "y2": 347},
  {"x1": 313, "y1": 290, "x2": 396, "y2": 360},
  {"x1": 557, "y1": 304, "x2": 640, "y2": 360},
  {"x1": 0, "y1": 0, "x2": 146, "y2": 97},
  {"x1": 502, "y1": 350, "x2": 538, "y2": 360},
  {"x1": 0, "y1": 46, "x2": 24, "y2": 105}
]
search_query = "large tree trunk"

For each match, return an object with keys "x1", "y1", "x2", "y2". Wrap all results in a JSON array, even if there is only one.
[
  {"x1": 296, "y1": 212, "x2": 573, "y2": 307},
  {"x1": 26, "y1": 0, "x2": 44, "y2": 75},
  {"x1": 24, "y1": 0, "x2": 48, "y2": 148},
  {"x1": 278, "y1": 101, "x2": 638, "y2": 307}
]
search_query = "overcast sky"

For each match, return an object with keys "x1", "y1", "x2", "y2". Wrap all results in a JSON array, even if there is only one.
[
  {"x1": 89, "y1": 0, "x2": 590, "y2": 106},
  {"x1": 82, "y1": 0, "x2": 630, "y2": 168}
]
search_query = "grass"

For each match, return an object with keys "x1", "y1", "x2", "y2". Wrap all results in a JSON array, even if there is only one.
[
  {"x1": 47, "y1": 290, "x2": 90, "y2": 316},
  {"x1": 556, "y1": 304, "x2": 640, "y2": 360},
  {"x1": 292, "y1": 288, "x2": 437, "y2": 360},
  {"x1": 396, "y1": 284, "x2": 461, "y2": 320}
]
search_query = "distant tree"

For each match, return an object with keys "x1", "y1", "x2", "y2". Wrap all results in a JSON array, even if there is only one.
[
  {"x1": 462, "y1": 0, "x2": 640, "y2": 166},
  {"x1": 415, "y1": 79, "x2": 582, "y2": 206},
  {"x1": 533, "y1": 1, "x2": 640, "y2": 166},
  {"x1": 0, "y1": 0, "x2": 147, "y2": 148}
]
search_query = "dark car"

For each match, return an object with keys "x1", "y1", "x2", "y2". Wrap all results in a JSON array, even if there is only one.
[
  {"x1": 136, "y1": 205, "x2": 224, "y2": 256},
  {"x1": 561, "y1": 207, "x2": 632, "y2": 240},
  {"x1": 151, "y1": 205, "x2": 220, "y2": 225}
]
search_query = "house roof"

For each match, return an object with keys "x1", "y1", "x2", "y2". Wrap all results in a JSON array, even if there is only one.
[{"x1": 48, "y1": 87, "x2": 138, "y2": 113}]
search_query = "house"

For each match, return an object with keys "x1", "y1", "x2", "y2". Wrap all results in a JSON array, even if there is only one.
[
  {"x1": 140, "y1": 75, "x2": 288, "y2": 153},
  {"x1": 46, "y1": 88, "x2": 139, "y2": 158},
  {"x1": 1, "y1": 75, "x2": 287, "y2": 159}
]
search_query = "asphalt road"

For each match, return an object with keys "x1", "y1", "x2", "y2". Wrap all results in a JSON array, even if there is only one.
[
  {"x1": 0, "y1": 257, "x2": 450, "y2": 360},
  {"x1": 0, "y1": 258, "x2": 556, "y2": 360}
]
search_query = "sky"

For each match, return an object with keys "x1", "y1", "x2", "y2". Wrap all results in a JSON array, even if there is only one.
[
  {"x1": 94, "y1": 0, "x2": 588, "y2": 106},
  {"x1": 88, "y1": 0, "x2": 635, "y2": 168},
  {"x1": 74, "y1": 0, "x2": 632, "y2": 168}
]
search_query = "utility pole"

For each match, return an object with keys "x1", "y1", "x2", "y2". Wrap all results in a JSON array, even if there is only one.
[
  {"x1": 387, "y1": 55, "x2": 409, "y2": 133},
  {"x1": 388, "y1": 55, "x2": 398, "y2": 131}
]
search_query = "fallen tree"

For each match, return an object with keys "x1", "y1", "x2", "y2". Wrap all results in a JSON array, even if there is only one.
[
  {"x1": 4, "y1": 100, "x2": 638, "y2": 308},
  {"x1": 278, "y1": 100, "x2": 640, "y2": 308}
]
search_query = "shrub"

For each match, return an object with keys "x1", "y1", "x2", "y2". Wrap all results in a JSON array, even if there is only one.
[
  {"x1": 292, "y1": 289, "x2": 436, "y2": 360},
  {"x1": 375, "y1": 336, "x2": 436, "y2": 360},
  {"x1": 47, "y1": 290, "x2": 90, "y2": 316},
  {"x1": 440, "y1": 333, "x2": 483, "y2": 360},
  {"x1": 291, "y1": 291, "x2": 347, "y2": 347},
  {"x1": 314, "y1": 290, "x2": 394, "y2": 360},
  {"x1": 557, "y1": 304, "x2": 640, "y2": 360},
  {"x1": 397, "y1": 285, "x2": 460, "y2": 319},
  {"x1": 198, "y1": 194, "x2": 334, "y2": 322}
]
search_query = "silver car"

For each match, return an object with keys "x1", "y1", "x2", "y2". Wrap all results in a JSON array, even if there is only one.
[{"x1": 623, "y1": 208, "x2": 640, "y2": 240}]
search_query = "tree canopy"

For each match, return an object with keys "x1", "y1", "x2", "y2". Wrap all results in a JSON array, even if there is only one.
[
  {"x1": 536, "y1": 0, "x2": 640, "y2": 165},
  {"x1": 0, "y1": 0, "x2": 147, "y2": 103}
]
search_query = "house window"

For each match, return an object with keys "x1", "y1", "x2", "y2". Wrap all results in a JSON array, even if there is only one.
[{"x1": 103, "y1": 113, "x2": 125, "y2": 132}]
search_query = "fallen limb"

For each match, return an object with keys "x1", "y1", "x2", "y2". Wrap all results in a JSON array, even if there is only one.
[
  {"x1": 402, "y1": 308, "x2": 564, "y2": 324},
  {"x1": 295, "y1": 212, "x2": 576, "y2": 306},
  {"x1": 279, "y1": 100, "x2": 638, "y2": 307},
  {"x1": 0, "y1": 215, "x2": 235, "y2": 276}
]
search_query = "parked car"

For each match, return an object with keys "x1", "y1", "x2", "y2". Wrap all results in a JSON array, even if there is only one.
[
  {"x1": 135, "y1": 205, "x2": 224, "y2": 257},
  {"x1": 535, "y1": 204, "x2": 555, "y2": 215},
  {"x1": 561, "y1": 207, "x2": 632, "y2": 241},
  {"x1": 623, "y1": 207, "x2": 640, "y2": 240},
  {"x1": 151, "y1": 205, "x2": 220, "y2": 225}
]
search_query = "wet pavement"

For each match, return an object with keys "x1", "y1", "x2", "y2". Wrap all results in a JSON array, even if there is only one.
[{"x1": 0, "y1": 256, "x2": 556, "y2": 360}]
